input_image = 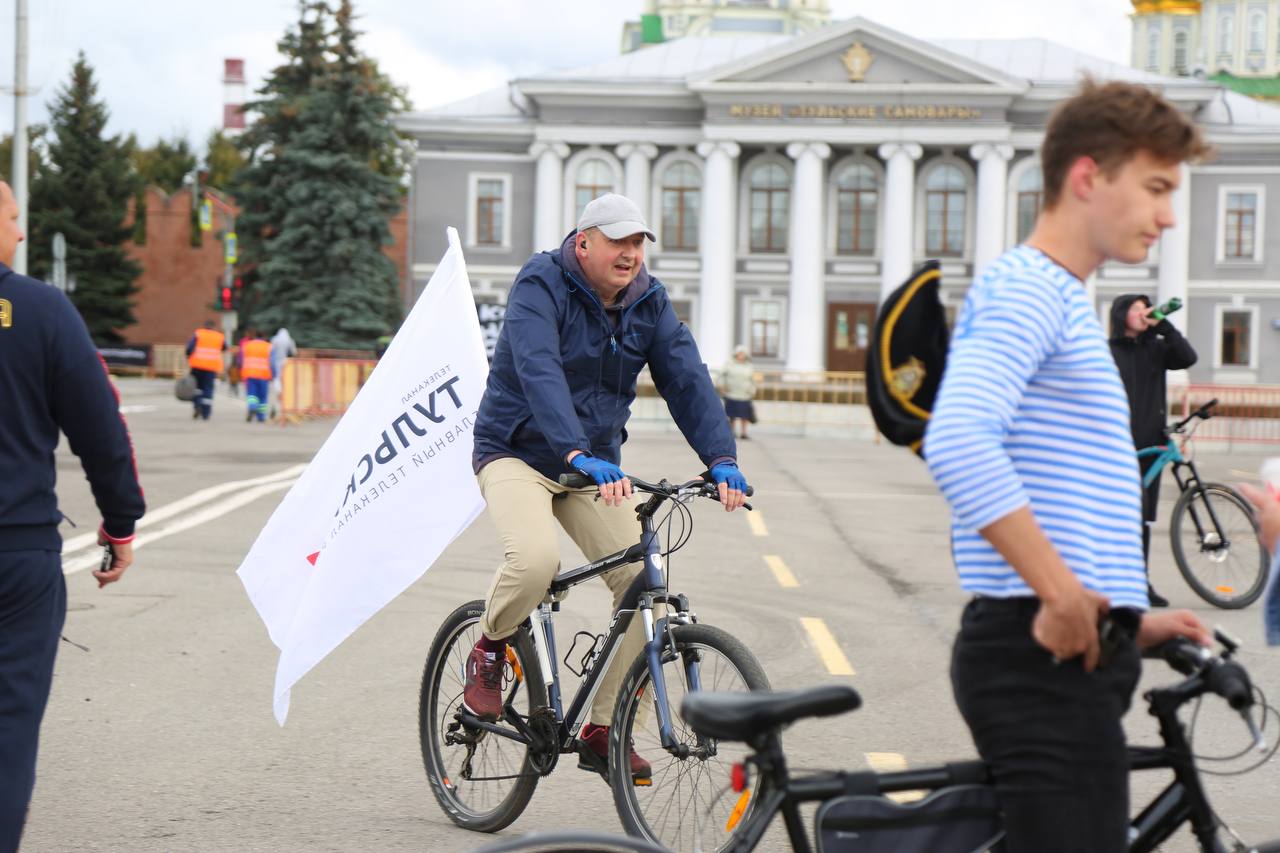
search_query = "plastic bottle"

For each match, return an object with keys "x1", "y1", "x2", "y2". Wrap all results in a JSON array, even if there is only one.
[
  {"x1": 1262, "y1": 457, "x2": 1280, "y2": 499},
  {"x1": 1148, "y1": 297, "x2": 1183, "y2": 321}
]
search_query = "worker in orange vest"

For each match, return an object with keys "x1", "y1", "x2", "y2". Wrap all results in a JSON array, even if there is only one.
[
  {"x1": 185, "y1": 320, "x2": 227, "y2": 420},
  {"x1": 238, "y1": 329, "x2": 274, "y2": 423}
]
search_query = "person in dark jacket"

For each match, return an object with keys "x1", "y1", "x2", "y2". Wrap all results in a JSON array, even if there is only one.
[
  {"x1": 464, "y1": 193, "x2": 748, "y2": 783},
  {"x1": 0, "y1": 181, "x2": 146, "y2": 851},
  {"x1": 1109, "y1": 293, "x2": 1198, "y2": 607}
]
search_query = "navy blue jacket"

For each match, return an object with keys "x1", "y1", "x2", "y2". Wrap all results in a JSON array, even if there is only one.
[
  {"x1": 473, "y1": 234, "x2": 735, "y2": 480},
  {"x1": 0, "y1": 265, "x2": 145, "y2": 551}
]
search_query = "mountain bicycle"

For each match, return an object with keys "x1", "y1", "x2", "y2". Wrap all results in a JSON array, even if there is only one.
[
  {"x1": 1139, "y1": 399, "x2": 1269, "y2": 608},
  {"x1": 420, "y1": 472, "x2": 770, "y2": 853}
]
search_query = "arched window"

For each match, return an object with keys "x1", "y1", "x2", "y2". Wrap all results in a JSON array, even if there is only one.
[
  {"x1": 660, "y1": 161, "x2": 700, "y2": 250},
  {"x1": 835, "y1": 163, "x2": 879, "y2": 255},
  {"x1": 1219, "y1": 12, "x2": 1235, "y2": 55},
  {"x1": 925, "y1": 164, "x2": 967, "y2": 256},
  {"x1": 749, "y1": 162, "x2": 789, "y2": 253},
  {"x1": 1147, "y1": 25, "x2": 1160, "y2": 71},
  {"x1": 1249, "y1": 10, "x2": 1266, "y2": 52},
  {"x1": 574, "y1": 159, "x2": 614, "y2": 221},
  {"x1": 1015, "y1": 167, "x2": 1043, "y2": 244},
  {"x1": 1173, "y1": 29, "x2": 1189, "y2": 74}
]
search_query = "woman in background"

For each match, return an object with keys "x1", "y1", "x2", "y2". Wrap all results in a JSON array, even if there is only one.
[{"x1": 722, "y1": 345, "x2": 757, "y2": 440}]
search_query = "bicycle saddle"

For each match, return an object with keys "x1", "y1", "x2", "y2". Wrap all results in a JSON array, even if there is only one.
[{"x1": 681, "y1": 684, "x2": 861, "y2": 742}]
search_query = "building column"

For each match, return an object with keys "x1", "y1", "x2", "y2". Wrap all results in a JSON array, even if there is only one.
[
  {"x1": 530, "y1": 141, "x2": 570, "y2": 251},
  {"x1": 877, "y1": 142, "x2": 923, "y2": 302},
  {"x1": 616, "y1": 143, "x2": 659, "y2": 223},
  {"x1": 785, "y1": 142, "x2": 832, "y2": 373},
  {"x1": 969, "y1": 143, "x2": 1014, "y2": 273},
  {"x1": 695, "y1": 141, "x2": 740, "y2": 371},
  {"x1": 1157, "y1": 163, "x2": 1192, "y2": 335}
]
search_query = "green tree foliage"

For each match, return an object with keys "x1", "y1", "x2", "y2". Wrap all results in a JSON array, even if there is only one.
[
  {"x1": 27, "y1": 54, "x2": 140, "y2": 344},
  {"x1": 234, "y1": 0, "x2": 406, "y2": 349},
  {"x1": 204, "y1": 129, "x2": 245, "y2": 191},
  {"x1": 0, "y1": 124, "x2": 49, "y2": 185},
  {"x1": 130, "y1": 134, "x2": 197, "y2": 193}
]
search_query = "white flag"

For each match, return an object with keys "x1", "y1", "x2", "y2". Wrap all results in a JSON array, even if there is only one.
[{"x1": 237, "y1": 228, "x2": 488, "y2": 724}]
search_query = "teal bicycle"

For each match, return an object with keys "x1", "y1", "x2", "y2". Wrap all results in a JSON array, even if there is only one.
[{"x1": 1138, "y1": 399, "x2": 1269, "y2": 608}]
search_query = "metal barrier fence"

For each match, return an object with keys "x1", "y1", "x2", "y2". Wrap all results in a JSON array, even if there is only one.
[
  {"x1": 279, "y1": 357, "x2": 377, "y2": 421},
  {"x1": 1172, "y1": 383, "x2": 1280, "y2": 445}
]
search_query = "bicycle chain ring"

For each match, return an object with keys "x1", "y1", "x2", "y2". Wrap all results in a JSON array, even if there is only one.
[{"x1": 527, "y1": 707, "x2": 560, "y2": 775}]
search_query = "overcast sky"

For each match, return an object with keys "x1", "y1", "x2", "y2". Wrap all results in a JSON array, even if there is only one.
[{"x1": 0, "y1": 0, "x2": 1136, "y2": 150}]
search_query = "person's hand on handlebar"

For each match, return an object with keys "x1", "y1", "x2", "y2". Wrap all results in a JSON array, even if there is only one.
[
  {"x1": 709, "y1": 461, "x2": 748, "y2": 512},
  {"x1": 1137, "y1": 609, "x2": 1211, "y2": 651},
  {"x1": 568, "y1": 452, "x2": 633, "y2": 507}
]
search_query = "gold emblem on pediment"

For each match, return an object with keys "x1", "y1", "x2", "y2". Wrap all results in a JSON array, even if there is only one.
[{"x1": 841, "y1": 41, "x2": 874, "y2": 82}]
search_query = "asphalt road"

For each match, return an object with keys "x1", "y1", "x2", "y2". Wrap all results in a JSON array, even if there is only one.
[{"x1": 21, "y1": 377, "x2": 1280, "y2": 853}]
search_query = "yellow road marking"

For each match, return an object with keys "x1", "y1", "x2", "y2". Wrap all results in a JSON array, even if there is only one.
[
  {"x1": 865, "y1": 752, "x2": 925, "y2": 803},
  {"x1": 800, "y1": 618, "x2": 855, "y2": 676},
  {"x1": 746, "y1": 511, "x2": 769, "y2": 537},
  {"x1": 763, "y1": 555, "x2": 799, "y2": 588}
]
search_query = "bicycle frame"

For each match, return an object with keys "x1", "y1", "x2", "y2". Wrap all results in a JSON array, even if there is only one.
[
  {"x1": 461, "y1": 486, "x2": 702, "y2": 760},
  {"x1": 724, "y1": 680, "x2": 1246, "y2": 853},
  {"x1": 1137, "y1": 437, "x2": 1240, "y2": 563}
]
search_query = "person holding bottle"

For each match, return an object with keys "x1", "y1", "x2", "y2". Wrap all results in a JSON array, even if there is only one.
[{"x1": 1108, "y1": 294, "x2": 1197, "y2": 607}]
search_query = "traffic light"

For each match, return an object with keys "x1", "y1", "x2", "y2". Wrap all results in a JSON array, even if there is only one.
[
  {"x1": 220, "y1": 286, "x2": 233, "y2": 311},
  {"x1": 233, "y1": 276, "x2": 243, "y2": 309}
]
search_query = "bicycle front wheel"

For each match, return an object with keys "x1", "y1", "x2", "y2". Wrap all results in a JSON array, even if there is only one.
[
  {"x1": 610, "y1": 622, "x2": 770, "y2": 853},
  {"x1": 1170, "y1": 483, "x2": 1268, "y2": 609},
  {"x1": 419, "y1": 599, "x2": 548, "y2": 832},
  {"x1": 475, "y1": 830, "x2": 672, "y2": 853}
]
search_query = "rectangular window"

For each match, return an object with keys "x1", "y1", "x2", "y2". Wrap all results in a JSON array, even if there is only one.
[
  {"x1": 1016, "y1": 190, "x2": 1041, "y2": 244},
  {"x1": 836, "y1": 189, "x2": 877, "y2": 254},
  {"x1": 467, "y1": 173, "x2": 511, "y2": 249},
  {"x1": 1217, "y1": 185, "x2": 1265, "y2": 263},
  {"x1": 748, "y1": 300, "x2": 782, "y2": 359},
  {"x1": 926, "y1": 190, "x2": 965, "y2": 256},
  {"x1": 475, "y1": 179, "x2": 504, "y2": 246},
  {"x1": 1220, "y1": 310, "x2": 1252, "y2": 367},
  {"x1": 662, "y1": 187, "x2": 700, "y2": 250}
]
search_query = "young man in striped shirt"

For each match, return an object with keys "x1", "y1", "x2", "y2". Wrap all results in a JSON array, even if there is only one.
[{"x1": 925, "y1": 80, "x2": 1212, "y2": 852}]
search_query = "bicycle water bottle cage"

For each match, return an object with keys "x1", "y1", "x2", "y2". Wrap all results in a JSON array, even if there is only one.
[{"x1": 565, "y1": 631, "x2": 605, "y2": 678}]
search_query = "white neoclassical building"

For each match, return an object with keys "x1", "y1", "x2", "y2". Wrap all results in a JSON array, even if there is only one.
[{"x1": 398, "y1": 14, "x2": 1280, "y2": 381}]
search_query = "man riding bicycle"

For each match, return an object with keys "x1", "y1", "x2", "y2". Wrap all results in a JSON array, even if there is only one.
[{"x1": 465, "y1": 193, "x2": 749, "y2": 782}]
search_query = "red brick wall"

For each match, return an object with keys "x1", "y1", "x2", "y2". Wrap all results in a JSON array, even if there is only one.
[
  {"x1": 123, "y1": 188, "x2": 410, "y2": 344},
  {"x1": 123, "y1": 187, "x2": 233, "y2": 345}
]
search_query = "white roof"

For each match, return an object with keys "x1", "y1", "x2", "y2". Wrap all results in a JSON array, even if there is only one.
[
  {"x1": 933, "y1": 38, "x2": 1168, "y2": 85},
  {"x1": 1200, "y1": 88, "x2": 1280, "y2": 131},
  {"x1": 531, "y1": 35, "x2": 790, "y2": 82}
]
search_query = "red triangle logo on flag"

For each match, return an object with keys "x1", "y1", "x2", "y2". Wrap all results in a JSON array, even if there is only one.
[{"x1": 306, "y1": 551, "x2": 320, "y2": 566}]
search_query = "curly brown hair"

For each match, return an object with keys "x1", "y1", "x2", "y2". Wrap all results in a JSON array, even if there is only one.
[{"x1": 1041, "y1": 78, "x2": 1212, "y2": 208}]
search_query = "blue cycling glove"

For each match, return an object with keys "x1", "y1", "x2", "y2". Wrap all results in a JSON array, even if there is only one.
[
  {"x1": 571, "y1": 454, "x2": 627, "y2": 486},
  {"x1": 710, "y1": 461, "x2": 749, "y2": 493}
]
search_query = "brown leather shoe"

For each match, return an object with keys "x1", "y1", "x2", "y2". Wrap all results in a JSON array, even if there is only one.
[
  {"x1": 461, "y1": 643, "x2": 504, "y2": 721},
  {"x1": 577, "y1": 722, "x2": 652, "y2": 782}
]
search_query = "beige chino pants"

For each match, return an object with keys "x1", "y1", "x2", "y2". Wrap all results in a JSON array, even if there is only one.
[{"x1": 477, "y1": 456, "x2": 647, "y2": 726}]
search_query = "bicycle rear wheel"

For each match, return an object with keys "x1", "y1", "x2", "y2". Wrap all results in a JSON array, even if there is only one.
[
  {"x1": 420, "y1": 599, "x2": 548, "y2": 832},
  {"x1": 474, "y1": 831, "x2": 671, "y2": 853},
  {"x1": 609, "y1": 622, "x2": 770, "y2": 853},
  {"x1": 1170, "y1": 483, "x2": 1268, "y2": 609}
]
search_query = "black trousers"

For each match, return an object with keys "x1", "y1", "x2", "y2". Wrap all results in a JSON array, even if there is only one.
[
  {"x1": 0, "y1": 550, "x2": 66, "y2": 853},
  {"x1": 951, "y1": 597, "x2": 1141, "y2": 853},
  {"x1": 192, "y1": 368, "x2": 216, "y2": 419}
]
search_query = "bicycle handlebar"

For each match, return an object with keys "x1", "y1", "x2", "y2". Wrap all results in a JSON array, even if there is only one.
[
  {"x1": 1148, "y1": 636, "x2": 1254, "y2": 711},
  {"x1": 557, "y1": 471, "x2": 755, "y2": 499},
  {"x1": 1168, "y1": 398, "x2": 1219, "y2": 435}
]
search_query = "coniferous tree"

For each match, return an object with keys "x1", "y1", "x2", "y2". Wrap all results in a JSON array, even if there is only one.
[
  {"x1": 235, "y1": 0, "x2": 406, "y2": 348},
  {"x1": 28, "y1": 54, "x2": 140, "y2": 343}
]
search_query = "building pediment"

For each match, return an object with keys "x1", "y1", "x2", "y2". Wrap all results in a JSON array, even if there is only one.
[{"x1": 689, "y1": 16, "x2": 1027, "y2": 94}]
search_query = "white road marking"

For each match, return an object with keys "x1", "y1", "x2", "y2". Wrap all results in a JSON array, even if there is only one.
[
  {"x1": 61, "y1": 464, "x2": 305, "y2": 558},
  {"x1": 118, "y1": 405, "x2": 158, "y2": 414},
  {"x1": 63, "y1": 479, "x2": 297, "y2": 575},
  {"x1": 864, "y1": 752, "x2": 925, "y2": 803},
  {"x1": 800, "y1": 617, "x2": 855, "y2": 676},
  {"x1": 763, "y1": 555, "x2": 798, "y2": 588}
]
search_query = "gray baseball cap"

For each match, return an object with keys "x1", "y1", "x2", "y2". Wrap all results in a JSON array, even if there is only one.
[{"x1": 576, "y1": 193, "x2": 656, "y2": 242}]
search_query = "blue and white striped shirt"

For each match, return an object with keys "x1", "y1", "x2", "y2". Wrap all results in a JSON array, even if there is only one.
[{"x1": 925, "y1": 246, "x2": 1149, "y2": 611}]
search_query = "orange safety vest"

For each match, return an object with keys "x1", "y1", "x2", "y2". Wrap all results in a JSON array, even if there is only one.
[
  {"x1": 241, "y1": 339, "x2": 272, "y2": 380},
  {"x1": 188, "y1": 328, "x2": 225, "y2": 374}
]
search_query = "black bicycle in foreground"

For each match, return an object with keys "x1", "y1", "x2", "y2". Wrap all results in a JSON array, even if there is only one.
[{"x1": 475, "y1": 632, "x2": 1280, "y2": 853}]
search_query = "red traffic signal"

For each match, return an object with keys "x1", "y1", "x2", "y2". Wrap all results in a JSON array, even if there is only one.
[{"x1": 220, "y1": 286, "x2": 233, "y2": 311}]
